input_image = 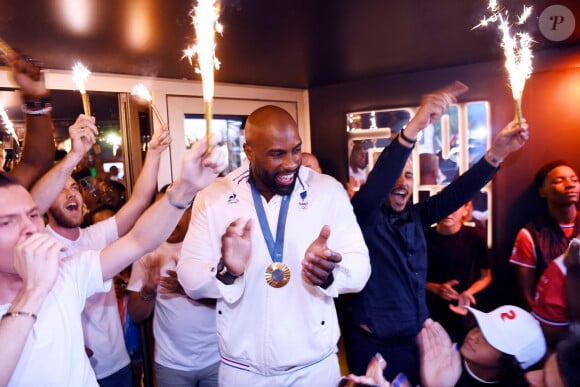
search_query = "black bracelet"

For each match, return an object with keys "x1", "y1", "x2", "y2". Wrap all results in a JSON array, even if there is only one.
[
  {"x1": 139, "y1": 289, "x2": 157, "y2": 301},
  {"x1": 216, "y1": 258, "x2": 240, "y2": 285},
  {"x1": 24, "y1": 96, "x2": 52, "y2": 110},
  {"x1": 399, "y1": 129, "x2": 417, "y2": 144}
]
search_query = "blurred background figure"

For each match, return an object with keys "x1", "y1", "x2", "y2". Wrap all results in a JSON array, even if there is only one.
[
  {"x1": 419, "y1": 153, "x2": 441, "y2": 185},
  {"x1": 425, "y1": 200, "x2": 492, "y2": 344},
  {"x1": 302, "y1": 151, "x2": 322, "y2": 173},
  {"x1": 346, "y1": 140, "x2": 369, "y2": 197}
]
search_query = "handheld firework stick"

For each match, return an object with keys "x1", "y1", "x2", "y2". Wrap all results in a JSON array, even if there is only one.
[
  {"x1": 474, "y1": 2, "x2": 533, "y2": 126},
  {"x1": 132, "y1": 83, "x2": 165, "y2": 128},
  {"x1": 72, "y1": 62, "x2": 92, "y2": 116},
  {"x1": 184, "y1": 0, "x2": 222, "y2": 147}
]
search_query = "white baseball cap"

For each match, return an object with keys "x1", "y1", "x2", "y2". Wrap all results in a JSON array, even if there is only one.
[{"x1": 465, "y1": 305, "x2": 547, "y2": 370}]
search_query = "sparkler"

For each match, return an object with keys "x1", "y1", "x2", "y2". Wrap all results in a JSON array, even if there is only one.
[
  {"x1": 0, "y1": 102, "x2": 19, "y2": 143},
  {"x1": 72, "y1": 62, "x2": 92, "y2": 116},
  {"x1": 183, "y1": 0, "x2": 222, "y2": 145},
  {"x1": 0, "y1": 37, "x2": 16, "y2": 63},
  {"x1": 474, "y1": 1, "x2": 534, "y2": 125},
  {"x1": 131, "y1": 83, "x2": 165, "y2": 128}
]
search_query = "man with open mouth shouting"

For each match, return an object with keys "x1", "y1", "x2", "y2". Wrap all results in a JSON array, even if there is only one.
[{"x1": 345, "y1": 81, "x2": 529, "y2": 386}]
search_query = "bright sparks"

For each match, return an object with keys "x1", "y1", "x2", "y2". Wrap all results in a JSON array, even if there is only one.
[
  {"x1": 184, "y1": 0, "x2": 222, "y2": 101},
  {"x1": 474, "y1": 1, "x2": 534, "y2": 124},
  {"x1": 131, "y1": 83, "x2": 165, "y2": 127},
  {"x1": 132, "y1": 83, "x2": 153, "y2": 102},
  {"x1": 184, "y1": 0, "x2": 223, "y2": 143},
  {"x1": 0, "y1": 102, "x2": 18, "y2": 143},
  {"x1": 72, "y1": 62, "x2": 92, "y2": 115}
]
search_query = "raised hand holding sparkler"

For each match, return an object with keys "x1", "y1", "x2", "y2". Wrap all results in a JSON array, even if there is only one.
[
  {"x1": 183, "y1": 0, "x2": 222, "y2": 146},
  {"x1": 474, "y1": 1, "x2": 534, "y2": 126},
  {"x1": 72, "y1": 62, "x2": 92, "y2": 116},
  {"x1": 132, "y1": 83, "x2": 165, "y2": 128}
]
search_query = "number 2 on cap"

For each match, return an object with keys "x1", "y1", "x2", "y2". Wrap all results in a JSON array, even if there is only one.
[{"x1": 500, "y1": 310, "x2": 516, "y2": 321}]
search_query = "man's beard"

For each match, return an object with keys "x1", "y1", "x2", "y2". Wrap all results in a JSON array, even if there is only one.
[
  {"x1": 263, "y1": 169, "x2": 298, "y2": 197},
  {"x1": 49, "y1": 207, "x2": 83, "y2": 229}
]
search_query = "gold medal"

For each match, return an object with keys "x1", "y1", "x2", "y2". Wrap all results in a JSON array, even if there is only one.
[{"x1": 265, "y1": 262, "x2": 291, "y2": 288}]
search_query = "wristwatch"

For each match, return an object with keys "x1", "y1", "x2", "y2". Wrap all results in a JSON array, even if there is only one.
[{"x1": 216, "y1": 258, "x2": 240, "y2": 285}]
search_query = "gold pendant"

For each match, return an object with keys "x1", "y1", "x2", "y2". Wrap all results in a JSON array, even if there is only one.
[{"x1": 265, "y1": 262, "x2": 291, "y2": 288}]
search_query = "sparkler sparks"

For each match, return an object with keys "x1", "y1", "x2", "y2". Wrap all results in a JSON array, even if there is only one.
[
  {"x1": 474, "y1": 1, "x2": 534, "y2": 125},
  {"x1": 183, "y1": 0, "x2": 222, "y2": 144},
  {"x1": 72, "y1": 62, "x2": 92, "y2": 116},
  {"x1": 0, "y1": 102, "x2": 19, "y2": 143},
  {"x1": 131, "y1": 83, "x2": 165, "y2": 127}
]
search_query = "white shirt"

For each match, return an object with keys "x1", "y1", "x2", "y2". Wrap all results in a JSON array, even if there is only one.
[
  {"x1": 128, "y1": 242, "x2": 220, "y2": 371},
  {"x1": 178, "y1": 165, "x2": 370, "y2": 376},
  {"x1": 46, "y1": 217, "x2": 130, "y2": 379},
  {"x1": 1, "y1": 251, "x2": 109, "y2": 386}
]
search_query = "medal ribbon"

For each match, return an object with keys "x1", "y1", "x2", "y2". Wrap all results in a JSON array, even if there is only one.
[{"x1": 249, "y1": 176, "x2": 290, "y2": 263}]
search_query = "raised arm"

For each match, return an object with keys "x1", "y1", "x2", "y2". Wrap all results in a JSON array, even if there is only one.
[
  {"x1": 30, "y1": 115, "x2": 97, "y2": 214},
  {"x1": 99, "y1": 136, "x2": 226, "y2": 281},
  {"x1": 113, "y1": 127, "x2": 171, "y2": 236},
  {"x1": 8, "y1": 55, "x2": 56, "y2": 188}
]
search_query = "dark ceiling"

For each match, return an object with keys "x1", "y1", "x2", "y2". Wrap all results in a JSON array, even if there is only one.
[{"x1": 1, "y1": 0, "x2": 579, "y2": 89}]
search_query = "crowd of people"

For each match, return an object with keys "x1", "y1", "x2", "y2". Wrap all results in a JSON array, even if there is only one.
[{"x1": 1, "y1": 53, "x2": 579, "y2": 387}]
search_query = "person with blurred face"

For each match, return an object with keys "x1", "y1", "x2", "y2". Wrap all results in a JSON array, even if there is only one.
[
  {"x1": 425, "y1": 201, "x2": 492, "y2": 343},
  {"x1": 178, "y1": 105, "x2": 370, "y2": 386},
  {"x1": 510, "y1": 161, "x2": 580, "y2": 311},
  {"x1": 127, "y1": 188, "x2": 220, "y2": 387},
  {"x1": 346, "y1": 141, "x2": 369, "y2": 197},
  {"x1": 346, "y1": 81, "x2": 529, "y2": 385},
  {"x1": 302, "y1": 152, "x2": 322, "y2": 173}
]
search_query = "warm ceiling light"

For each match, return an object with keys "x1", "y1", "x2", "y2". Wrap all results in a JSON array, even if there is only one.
[
  {"x1": 126, "y1": 0, "x2": 152, "y2": 51},
  {"x1": 57, "y1": 0, "x2": 94, "y2": 34}
]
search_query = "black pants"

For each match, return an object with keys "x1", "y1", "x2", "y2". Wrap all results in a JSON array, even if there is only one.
[{"x1": 345, "y1": 324, "x2": 420, "y2": 386}]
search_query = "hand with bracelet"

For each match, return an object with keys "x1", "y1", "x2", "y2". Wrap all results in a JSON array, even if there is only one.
[
  {"x1": 139, "y1": 259, "x2": 161, "y2": 301},
  {"x1": 6, "y1": 52, "x2": 55, "y2": 189},
  {"x1": 483, "y1": 118, "x2": 528, "y2": 168}
]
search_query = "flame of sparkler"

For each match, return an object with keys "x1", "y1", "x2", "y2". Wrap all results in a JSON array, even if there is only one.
[
  {"x1": 72, "y1": 62, "x2": 91, "y2": 93},
  {"x1": 131, "y1": 83, "x2": 165, "y2": 127},
  {"x1": 474, "y1": 1, "x2": 534, "y2": 122},
  {"x1": 0, "y1": 103, "x2": 19, "y2": 142},
  {"x1": 132, "y1": 83, "x2": 153, "y2": 102},
  {"x1": 498, "y1": 13, "x2": 533, "y2": 101},
  {"x1": 185, "y1": 0, "x2": 222, "y2": 102}
]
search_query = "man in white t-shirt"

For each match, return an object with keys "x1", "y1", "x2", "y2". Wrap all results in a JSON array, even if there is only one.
[
  {"x1": 30, "y1": 119, "x2": 171, "y2": 385},
  {"x1": 0, "y1": 136, "x2": 225, "y2": 386},
  {"x1": 128, "y1": 188, "x2": 220, "y2": 386}
]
